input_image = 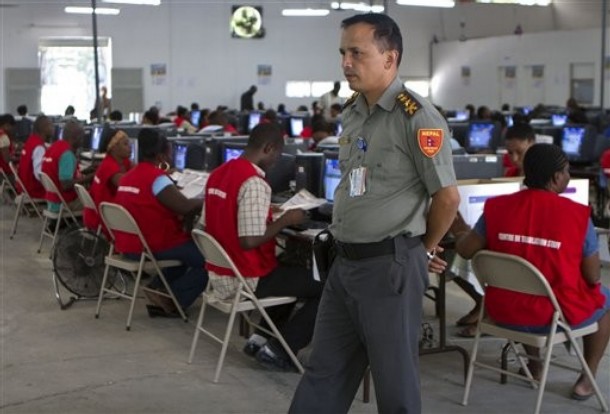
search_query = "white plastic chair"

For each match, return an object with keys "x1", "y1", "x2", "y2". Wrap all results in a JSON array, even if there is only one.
[
  {"x1": 8, "y1": 162, "x2": 46, "y2": 239},
  {"x1": 188, "y1": 229, "x2": 304, "y2": 382},
  {"x1": 38, "y1": 172, "x2": 82, "y2": 257},
  {"x1": 462, "y1": 250, "x2": 609, "y2": 414},
  {"x1": 95, "y1": 202, "x2": 187, "y2": 330}
]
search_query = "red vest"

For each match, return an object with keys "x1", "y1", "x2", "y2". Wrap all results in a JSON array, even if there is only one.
[
  {"x1": 17, "y1": 133, "x2": 46, "y2": 198},
  {"x1": 114, "y1": 162, "x2": 189, "y2": 254},
  {"x1": 0, "y1": 128, "x2": 13, "y2": 174},
  {"x1": 84, "y1": 156, "x2": 132, "y2": 232},
  {"x1": 484, "y1": 189, "x2": 605, "y2": 326},
  {"x1": 41, "y1": 140, "x2": 78, "y2": 203},
  {"x1": 205, "y1": 158, "x2": 277, "y2": 278}
]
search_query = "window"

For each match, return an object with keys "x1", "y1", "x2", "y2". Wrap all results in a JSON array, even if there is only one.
[
  {"x1": 286, "y1": 80, "x2": 354, "y2": 99},
  {"x1": 285, "y1": 81, "x2": 311, "y2": 98},
  {"x1": 404, "y1": 79, "x2": 430, "y2": 98},
  {"x1": 39, "y1": 37, "x2": 112, "y2": 119}
]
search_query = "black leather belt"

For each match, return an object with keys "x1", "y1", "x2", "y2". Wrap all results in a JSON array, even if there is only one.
[{"x1": 334, "y1": 235, "x2": 420, "y2": 260}]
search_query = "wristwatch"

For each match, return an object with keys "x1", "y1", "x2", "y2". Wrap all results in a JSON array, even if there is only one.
[{"x1": 426, "y1": 248, "x2": 437, "y2": 261}]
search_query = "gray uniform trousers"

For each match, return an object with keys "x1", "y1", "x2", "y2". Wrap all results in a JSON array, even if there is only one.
[{"x1": 289, "y1": 235, "x2": 428, "y2": 414}]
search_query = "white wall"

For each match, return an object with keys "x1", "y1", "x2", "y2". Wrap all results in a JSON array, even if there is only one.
[
  {"x1": 431, "y1": 28, "x2": 610, "y2": 110},
  {"x1": 0, "y1": 1, "x2": 605, "y2": 115}
]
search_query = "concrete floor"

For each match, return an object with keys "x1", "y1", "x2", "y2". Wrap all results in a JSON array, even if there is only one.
[{"x1": 1, "y1": 201, "x2": 609, "y2": 414}]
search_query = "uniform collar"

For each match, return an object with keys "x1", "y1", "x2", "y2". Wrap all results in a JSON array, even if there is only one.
[{"x1": 353, "y1": 76, "x2": 403, "y2": 114}]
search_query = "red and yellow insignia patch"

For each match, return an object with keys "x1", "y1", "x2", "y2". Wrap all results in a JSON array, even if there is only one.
[{"x1": 417, "y1": 129, "x2": 443, "y2": 158}]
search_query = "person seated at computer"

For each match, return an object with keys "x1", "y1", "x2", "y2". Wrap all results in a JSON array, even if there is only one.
[
  {"x1": 115, "y1": 128, "x2": 207, "y2": 316},
  {"x1": 567, "y1": 97, "x2": 588, "y2": 125},
  {"x1": 63, "y1": 105, "x2": 76, "y2": 120},
  {"x1": 327, "y1": 103, "x2": 343, "y2": 123},
  {"x1": 503, "y1": 123, "x2": 535, "y2": 177},
  {"x1": 204, "y1": 110, "x2": 238, "y2": 135},
  {"x1": 108, "y1": 110, "x2": 123, "y2": 122},
  {"x1": 456, "y1": 143, "x2": 610, "y2": 400},
  {"x1": 17, "y1": 115, "x2": 53, "y2": 199},
  {"x1": 0, "y1": 114, "x2": 16, "y2": 181},
  {"x1": 173, "y1": 106, "x2": 197, "y2": 134},
  {"x1": 309, "y1": 117, "x2": 337, "y2": 151},
  {"x1": 142, "y1": 109, "x2": 160, "y2": 126},
  {"x1": 83, "y1": 130, "x2": 133, "y2": 234},
  {"x1": 476, "y1": 105, "x2": 492, "y2": 120},
  {"x1": 299, "y1": 113, "x2": 324, "y2": 140},
  {"x1": 277, "y1": 103, "x2": 289, "y2": 116},
  {"x1": 42, "y1": 120, "x2": 94, "y2": 214},
  {"x1": 202, "y1": 123, "x2": 323, "y2": 371}
]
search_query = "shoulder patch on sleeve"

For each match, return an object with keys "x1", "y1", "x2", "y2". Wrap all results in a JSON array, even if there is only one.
[
  {"x1": 396, "y1": 91, "x2": 420, "y2": 117},
  {"x1": 343, "y1": 92, "x2": 359, "y2": 110},
  {"x1": 417, "y1": 128, "x2": 444, "y2": 158}
]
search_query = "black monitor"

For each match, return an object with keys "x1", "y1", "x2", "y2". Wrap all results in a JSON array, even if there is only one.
[
  {"x1": 289, "y1": 117, "x2": 305, "y2": 137},
  {"x1": 185, "y1": 143, "x2": 206, "y2": 171},
  {"x1": 128, "y1": 138, "x2": 139, "y2": 164},
  {"x1": 561, "y1": 125, "x2": 595, "y2": 164},
  {"x1": 466, "y1": 122, "x2": 497, "y2": 151},
  {"x1": 221, "y1": 142, "x2": 247, "y2": 164},
  {"x1": 452, "y1": 154, "x2": 503, "y2": 179},
  {"x1": 173, "y1": 142, "x2": 188, "y2": 171},
  {"x1": 248, "y1": 111, "x2": 262, "y2": 132},
  {"x1": 295, "y1": 153, "x2": 324, "y2": 198},
  {"x1": 190, "y1": 110, "x2": 201, "y2": 128},
  {"x1": 91, "y1": 126, "x2": 103, "y2": 151},
  {"x1": 551, "y1": 113, "x2": 568, "y2": 127},
  {"x1": 266, "y1": 153, "x2": 296, "y2": 194},
  {"x1": 323, "y1": 152, "x2": 341, "y2": 202}
]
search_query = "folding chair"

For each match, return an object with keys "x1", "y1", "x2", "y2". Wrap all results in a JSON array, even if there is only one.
[
  {"x1": 0, "y1": 168, "x2": 17, "y2": 205},
  {"x1": 95, "y1": 202, "x2": 187, "y2": 330},
  {"x1": 8, "y1": 162, "x2": 46, "y2": 239},
  {"x1": 38, "y1": 172, "x2": 82, "y2": 257},
  {"x1": 462, "y1": 250, "x2": 609, "y2": 414},
  {"x1": 74, "y1": 183, "x2": 102, "y2": 235},
  {"x1": 188, "y1": 229, "x2": 304, "y2": 383}
]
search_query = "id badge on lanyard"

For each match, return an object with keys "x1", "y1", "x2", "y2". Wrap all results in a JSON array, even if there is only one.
[{"x1": 349, "y1": 136, "x2": 367, "y2": 197}]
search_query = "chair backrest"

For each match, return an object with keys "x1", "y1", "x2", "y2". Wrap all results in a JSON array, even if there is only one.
[
  {"x1": 1, "y1": 168, "x2": 17, "y2": 193},
  {"x1": 9, "y1": 161, "x2": 30, "y2": 198},
  {"x1": 74, "y1": 183, "x2": 96, "y2": 211},
  {"x1": 191, "y1": 229, "x2": 244, "y2": 282},
  {"x1": 40, "y1": 172, "x2": 67, "y2": 204},
  {"x1": 471, "y1": 250, "x2": 563, "y2": 314},
  {"x1": 99, "y1": 201, "x2": 153, "y2": 253}
]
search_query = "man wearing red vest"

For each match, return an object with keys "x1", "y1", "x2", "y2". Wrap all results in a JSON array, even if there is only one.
[
  {"x1": 0, "y1": 114, "x2": 16, "y2": 177},
  {"x1": 18, "y1": 115, "x2": 54, "y2": 199},
  {"x1": 457, "y1": 143, "x2": 610, "y2": 401},
  {"x1": 41, "y1": 120, "x2": 91, "y2": 213},
  {"x1": 203, "y1": 122, "x2": 323, "y2": 371}
]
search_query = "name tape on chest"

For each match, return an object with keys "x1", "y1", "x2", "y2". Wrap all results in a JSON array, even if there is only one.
[{"x1": 417, "y1": 129, "x2": 444, "y2": 158}]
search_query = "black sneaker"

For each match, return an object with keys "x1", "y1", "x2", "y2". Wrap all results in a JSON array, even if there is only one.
[
  {"x1": 243, "y1": 339, "x2": 262, "y2": 357},
  {"x1": 255, "y1": 344, "x2": 295, "y2": 372}
]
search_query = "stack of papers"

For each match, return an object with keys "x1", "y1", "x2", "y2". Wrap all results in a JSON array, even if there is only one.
[
  {"x1": 171, "y1": 169, "x2": 209, "y2": 199},
  {"x1": 274, "y1": 189, "x2": 327, "y2": 220}
]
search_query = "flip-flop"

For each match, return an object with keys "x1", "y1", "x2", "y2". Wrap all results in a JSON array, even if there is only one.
[{"x1": 571, "y1": 390, "x2": 594, "y2": 401}]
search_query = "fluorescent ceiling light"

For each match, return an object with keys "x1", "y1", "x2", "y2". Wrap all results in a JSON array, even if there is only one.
[
  {"x1": 65, "y1": 6, "x2": 120, "y2": 15},
  {"x1": 282, "y1": 8, "x2": 330, "y2": 17},
  {"x1": 331, "y1": 2, "x2": 384, "y2": 13},
  {"x1": 396, "y1": 0, "x2": 455, "y2": 7},
  {"x1": 475, "y1": 0, "x2": 551, "y2": 5},
  {"x1": 102, "y1": 0, "x2": 160, "y2": 5}
]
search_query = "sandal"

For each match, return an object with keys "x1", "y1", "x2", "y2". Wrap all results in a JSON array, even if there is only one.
[{"x1": 456, "y1": 309, "x2": 479, "y2": 326}]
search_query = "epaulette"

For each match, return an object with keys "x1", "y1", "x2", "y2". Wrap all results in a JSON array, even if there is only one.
[
  {"x1": 343, "y1": 92, "x2": 359, "y2": 110},
  {"x1": 396, "y1": 91, "x2": 420, "y2": 117}
]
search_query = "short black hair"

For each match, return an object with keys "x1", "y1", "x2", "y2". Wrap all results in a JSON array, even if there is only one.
[
  {"x1": 17, "y1": 105, "x2": 28, "y2": 116},
  {"x1": 523, "y1": 143, "x2": 568, "y2": 190},
  {"x1": 33, "y1": 115, "x2": 50, "y2": 134},
  {"x1": 341, "y1": 13, "x2": 403, "y2": 67},
  {"x1": 109, "y1": 110, "x2": 123, "y2": 121},
  {"x1": 138, "y1": 128, "x2": 169, "y2": 160},
  {"x1": 0, "y1": 114, "x2": 16, "y2": 126},
  {"x1": 505, "y1": 123, "x2": 535, "y2": 142},
  {"x1": 247, "y1": 123, "x2": 283, "y2": 150},
  {"x1": 65, "y1": 105, "x2": 75, "y2": 116},
  {"x1": 176, "y1": 106, "x2": 188, "y2": 117}
]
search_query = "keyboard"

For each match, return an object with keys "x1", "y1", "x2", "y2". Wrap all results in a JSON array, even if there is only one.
[{"x1": 289, "y1": 219, "x2": 330, "y2": 232}]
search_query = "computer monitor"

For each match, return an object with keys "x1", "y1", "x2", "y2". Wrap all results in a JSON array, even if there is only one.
[
  {"x1": 248, "y1": 112, "x2": 261, "y2": 132},
  {"x1": 128, "y1": 138, "x2": 138, "y2": 164},
  {"x1": 455, "y1": 110, "x2": 469, "y2": 121},
  {"x1": 91, "y1": 126, "x2": 103, "y2": 151},
  {"x1": 452, "y1": 154, "x2": 503, "y2": 179},
  {"x1": 190, "y1": 110, "x2": 201, "y2": 128},
  {"x1": 185, "y1": 143, "x2": 206, "y2": 171},
  {"x1": 295, "y1": 153, "x2": 324, "y2": 198},
  {"x1": 221, "y1": 142, "x2": 247, "y2": 164},
  {"x1": 561, "y1": 125, "x2": 593, "y2": 163},
  {"x1": 467, "y1": 122, "x2": 496, "y2": 151},
  {"x1": 505, "y1": 114, "x2": 513, "y2": 128},
  {"x1": 552, "y1": 113, "x2": 568, "y2": 127},
  {"x1": 266, "y1": 153, "x2": 296, "y2": 194},
  {"x1": 173, "y1": 142, "x2": 188, "y2": 171},
  {"x1": 54, "y1": 125, "x2": 64, "y2": 141},
  {"x1": 289, "y1": 117, "x2": 304, "y2": 137},
  {"x1": 323, "y1": 152, "x2": 341, "y2": 202}
]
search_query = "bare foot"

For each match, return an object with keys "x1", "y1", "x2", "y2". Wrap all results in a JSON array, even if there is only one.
[
  {"x1": 571, "y1": 374, "x2": 594, "y2": 400},
  {"x1": 456, "y1": 307, "x2": 480, "y2": 326}
]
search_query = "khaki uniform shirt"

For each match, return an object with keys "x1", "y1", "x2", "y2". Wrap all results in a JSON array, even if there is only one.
[{"x1": 330, "y1": 76, "x2": 456, "y2": 243}]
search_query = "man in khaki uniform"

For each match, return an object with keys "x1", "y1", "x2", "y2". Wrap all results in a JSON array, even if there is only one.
[{"x1": 290, "y1": 13, "x2": 459, "y2": 414}]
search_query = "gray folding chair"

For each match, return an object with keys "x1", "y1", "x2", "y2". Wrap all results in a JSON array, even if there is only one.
[
  {"x1": 38, "y1": 172, "x2": 82, "y2": 257},
  {"x1": 74, "y1": 183, "x2": 102, "y2": 235},
  {"x1": 95, "y1": 202, "x2": 187, "y2": 330},
  {"x1": 188, "y1": 229, "x2": 303, "y2": 383},
  {"x1": 8, "y1": 161, "x2": 46, "y2": 239},
  {"x1": 0, "y1": 167, "x2": 17, "y2": 205},
  {"x1": 463, "y1": 250, "x2": 608, "y2": 414}
]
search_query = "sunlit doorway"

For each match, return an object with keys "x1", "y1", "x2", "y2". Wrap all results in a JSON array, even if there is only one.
[{"x1": 39, "y1": 37, "x2": 112, "y2": 120}]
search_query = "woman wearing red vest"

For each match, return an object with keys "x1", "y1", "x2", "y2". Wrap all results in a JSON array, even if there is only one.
[
  {"x1": 84, "y1": 130, "x2": 133, "y2": 234},
  {"x1": 17, "y1": 116, "x2": 53, "y2": 199},
  {"x1": 204, "y1": 123, "x2": 322, "y2": 371},
  {"x1": 0, "y1": 114, "x2": 16, "y2": 178},
  {"x1": 114, "y1": 128, "x2": 207, "y2": 316},
  {"x1": 457, "y1": 144, "x2": 610, "y2": 401}
]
